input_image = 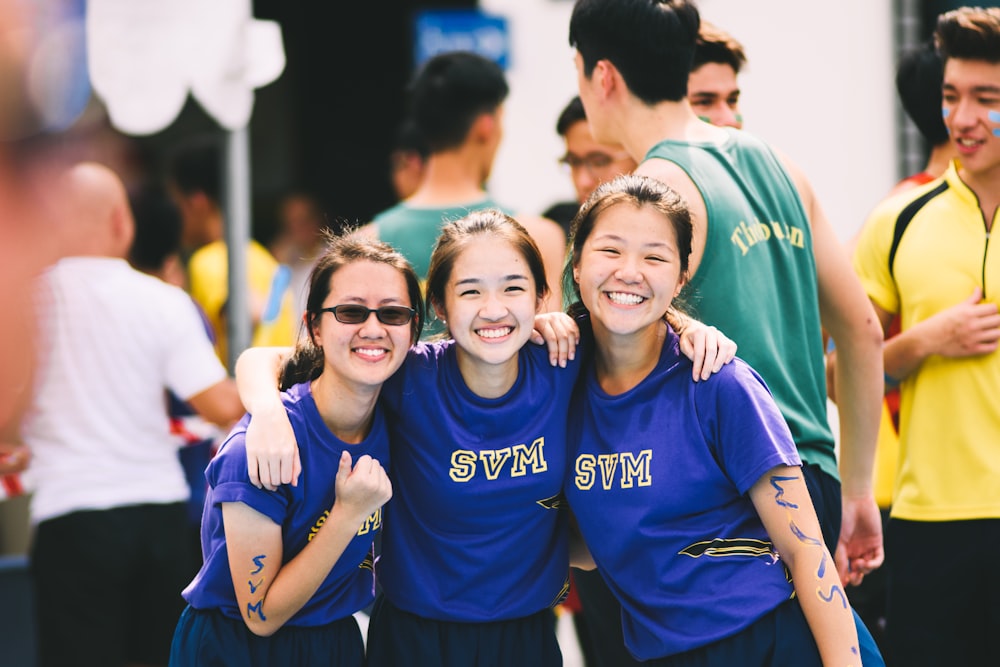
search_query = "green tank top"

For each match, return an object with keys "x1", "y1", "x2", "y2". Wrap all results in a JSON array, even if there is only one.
[
  {"x1": 374, "y1": 198, "x2": 511, "y2": 339},
  {"x1": 646, "y1": 130, "x2": 837, "y2": 479}
]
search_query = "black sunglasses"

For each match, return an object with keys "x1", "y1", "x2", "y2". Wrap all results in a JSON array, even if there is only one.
[{"x1": 318, "y1": 304, "x2": 416, "y2": 326}]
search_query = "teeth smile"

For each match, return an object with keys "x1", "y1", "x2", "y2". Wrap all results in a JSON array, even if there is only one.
[
  {"x1": 959, "y1": 138, "x2": 981, "y2": 146},
  {"x1": 607, "y1": 292, "x2": 645, "y2": 305},
  {"x1": 355, "y1": 348, "x2": 385, "y2": 358},
  {"x1": 478, "y1": 327, "x2": 512, "y2": 339}
]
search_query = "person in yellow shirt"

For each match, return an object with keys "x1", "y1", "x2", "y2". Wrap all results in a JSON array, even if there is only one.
[
  {"x1": 853, "y1": 9, "x2": 1000, "y2": 664},
  {"x1": 167, "y1": 138, "x2": 297, "y2": 365}
]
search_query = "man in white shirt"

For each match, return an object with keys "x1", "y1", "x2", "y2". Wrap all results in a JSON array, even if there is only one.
[{"x1": 20, "y1": 162, "x2": 245, "y2": 667}]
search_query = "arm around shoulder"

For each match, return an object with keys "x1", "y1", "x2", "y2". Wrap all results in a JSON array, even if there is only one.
[{"x1": 234, "y1": 346, "x2": 300, "y2": 489}]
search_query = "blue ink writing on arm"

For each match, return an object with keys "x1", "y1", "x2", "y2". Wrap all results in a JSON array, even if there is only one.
[
  {"x1": 248, "y1": 578, "x2": 263, "y2": 594},
  {"x1": 817, "y1": 584, "x2": 848, "y2": 609},
  {"x1": 250, "y1": 554, "x2": 266, "y2": 574},
  {"x1": 789, "y1": 519, "x2": 828, "y2": 577},
  {"x1": 788, "y1": 519, "x2": 823, "y2": 548},
  {"x1": 769, "y1": 475, "x2": 800, "y2": 509},
  {"x1": 247, "y1": 599, "x2": 267, "y2": 621}
]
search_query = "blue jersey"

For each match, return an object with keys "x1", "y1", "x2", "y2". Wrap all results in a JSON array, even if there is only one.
[
  {"x1": 182, "y1": 382, "x2": 389, "y2": 627},
  {"x1": 564, "y1": 328, "x2": 801, "y2": 661},
  {"x1": 377, "y1": 340, "x2": 579, "y2": 621}
]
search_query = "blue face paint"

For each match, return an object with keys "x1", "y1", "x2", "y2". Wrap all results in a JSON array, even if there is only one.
[
  {"x1": 942, "y1": 107, "x2": 950, "y2": 118},
  {"x1": 989, "y1": 110, "x2": 1000, "y2": 123}
]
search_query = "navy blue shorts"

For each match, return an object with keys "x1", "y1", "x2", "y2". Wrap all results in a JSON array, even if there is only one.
[
  {"x1": 365, "y1": 595, "x2": 562, "y2": 667},
  {"x1": 800, "y1": 463, "x2": 842, "y2": 554},
  {"x1": 645, "y1": 599, "x2": 884, "y2": 667},
  {"x1": 169, "y1": 605, "x2": 364, "y2": 667}
]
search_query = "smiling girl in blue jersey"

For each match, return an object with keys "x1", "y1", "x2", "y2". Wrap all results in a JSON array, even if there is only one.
[
  {"x1": 168, "y1": 234, "x2": 423, "y2": 667},
  {"x1": 562, "y1": 174, "x2": 881, "y2": 667}
]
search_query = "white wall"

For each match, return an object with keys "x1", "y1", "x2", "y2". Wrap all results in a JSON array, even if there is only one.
[
  {"x1": 483, "y1": 0, "x2": 898, "y2": 243},
  {"x1": 481, "y1": 0, "x2": 579, "y2": 216}
]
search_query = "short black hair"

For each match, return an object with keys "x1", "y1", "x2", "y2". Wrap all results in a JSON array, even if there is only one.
[
  {"x1": 556, "y1": 97, "x2": 587, "y2": 137},
  {"x1": 570, "y1": 0, "x2": 700, "y2": 104},
  {"x1": 935, "y1": 6, "x2": 1000, "y2": 64},
  {"x1": 166, "y1": 136, "x2": 222, "y2": 203},
  {"x1": 393, "y1": 117, "x2": 430, "y2": 159},
  {"x1": 407, "y1": 51, "x2": 509, "y2": 153},
  {"x1": 691, "y1": 20, "x2": 747, "y2": 73},
  {"x1": 896, "y1": 42, "x2": 949, "y2": 147},
  {"x1": 128, "y1": 183, "x2": 182, "y2": 272}
]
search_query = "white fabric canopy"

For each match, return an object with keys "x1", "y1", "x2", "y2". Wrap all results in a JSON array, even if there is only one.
[{"x1": 87, "y1": 0, "x2": 284, "y2": 134}]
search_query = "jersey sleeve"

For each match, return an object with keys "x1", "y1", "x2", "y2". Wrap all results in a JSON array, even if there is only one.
[
  {"x1": 853, "y1": 200, "x2": 901, "y2": 315},
  {"x1": 206, "y1": 427, "x2": 290, "y2": 525},
  {"x1": 695, "y1": 360, "x2": 801, "y2": 495}
]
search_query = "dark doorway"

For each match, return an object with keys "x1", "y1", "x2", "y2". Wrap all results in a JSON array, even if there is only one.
[
  {"x1": 249, "y1": 0, "x2": 477, "y2": 237},
  {"x1": 126, "y1": 0, "x2": 476, "y2": 244}
]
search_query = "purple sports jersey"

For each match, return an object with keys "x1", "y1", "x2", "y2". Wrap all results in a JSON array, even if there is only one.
[
  {"x1": 376, "y1": 340, "x2": 580, "y2": 621},
  {"x1": 182, "y1": 382, "x2": 389, "y2": 626},
  {"x1": 564, "y1": 329, "x2": 801, "y2": 661}
]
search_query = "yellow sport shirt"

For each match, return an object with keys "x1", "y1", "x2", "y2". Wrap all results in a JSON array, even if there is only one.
[{"x1": 853, "y1": 161, "x2": 1000, "y2": 521}]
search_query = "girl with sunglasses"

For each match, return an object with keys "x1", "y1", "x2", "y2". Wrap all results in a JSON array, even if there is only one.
[
  {"x1": 169, "y1": 233, "x2": 423, "y2": 667},
  {"x1": 236, "y1": 210, "x2": 734, "y2": 666}
]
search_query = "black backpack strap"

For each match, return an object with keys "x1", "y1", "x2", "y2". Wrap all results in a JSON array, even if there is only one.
[{"x1": 888, "y1": 180, "x2": 950, "y2": 277}]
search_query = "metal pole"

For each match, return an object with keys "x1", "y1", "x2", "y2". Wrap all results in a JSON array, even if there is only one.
[
  {"x1": 224, "y1": 126, "x2": 252, "y2": 373},
  {"x1": 895, "y1": 0, "x2": 925, "y2": 180}
]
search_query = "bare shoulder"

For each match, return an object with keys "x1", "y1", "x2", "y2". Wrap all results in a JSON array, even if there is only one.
[
  {"x1": 768, "y1": 145, "x2": 816, "y2": 210},
  {"x1": 635, "y1": 158, "x2": 710, "y2": 274},
  {"x1": 635, "y1": 159, "x2": 705, "y2": 209}
]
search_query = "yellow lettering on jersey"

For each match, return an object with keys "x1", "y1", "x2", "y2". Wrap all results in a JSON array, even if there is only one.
[
  {"x1": 730, "y1": 217, "x2": 805, "y2": 256},
  {"x1": 597, "y1": 453, "x2": 620, "y2": 490},
  {"x1": 357, "y1": 507, "x2": 383, "y2": 535},
  {"x1": 619, "y1": 450, "x2": 653, "y2": 488},
  {"x1": 449, "y1": 439, "x2": 549, "y2": 481},
  {"x1": 575, "y1": 454, "x2": 596, "y2": 490},
  {"x1": 450, "y1": 449, "x2": 477, "y2": 482},
  {"x1": 307, "y1": 510, "x2": 330, "y2": 542},
  {"x1": 510, "y1": 437, "x2": 547, "y2": 476},
  {"x1": 574, "y1": 451, "x2": 652, "y2": 489},
  {"x1": 479, "y1": 447, "x2": 513, "y2": 480}
]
